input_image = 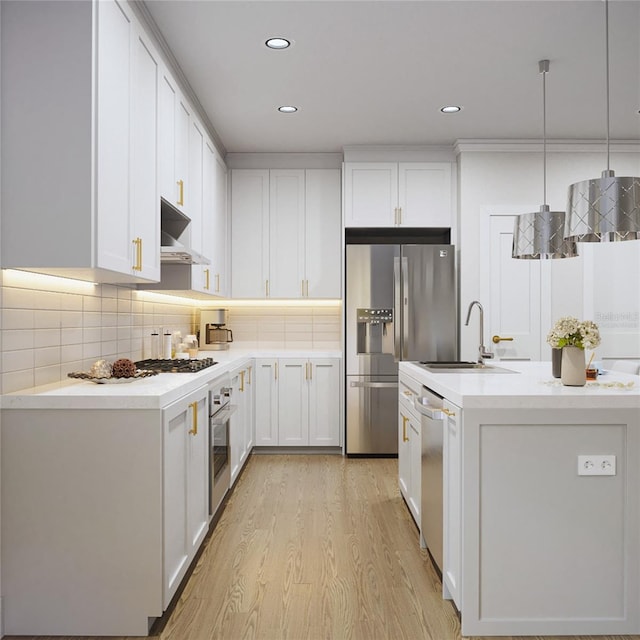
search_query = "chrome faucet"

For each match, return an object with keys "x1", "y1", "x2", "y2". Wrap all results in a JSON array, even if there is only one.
[{"x1": 464, "y1": 301, "x2": 494, "y2": 364}]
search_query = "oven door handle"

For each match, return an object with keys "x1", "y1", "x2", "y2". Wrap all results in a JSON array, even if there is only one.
[{"x1": 210, "y1": 404, "x2": 237, "y2": 425}]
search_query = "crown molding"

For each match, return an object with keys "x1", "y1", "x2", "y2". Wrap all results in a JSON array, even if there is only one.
[
  {"x1": 225, "y1": 153, "x2": 343, "y2": 170},
  {"x1": 454, "y1": 139, "x2": 640, "y2": 155},
  {"x1": 342, "y1": 145, "x2": 455, "y2": 162}
]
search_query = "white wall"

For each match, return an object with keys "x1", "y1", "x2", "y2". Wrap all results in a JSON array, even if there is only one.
[{"x1": 458, "y1": 143, "x2": 640, "y2": 361}]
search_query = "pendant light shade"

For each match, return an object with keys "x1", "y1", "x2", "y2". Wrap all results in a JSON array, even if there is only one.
[
  {"x1": 512, "y1": 60, "x2": 578, "y2": 259},
  {"x1": 564, "y1": 0, "x2": 640, "y2": 243},
  {"x1": 513, "y1": 205, "x2": 579, "y2": 259}
]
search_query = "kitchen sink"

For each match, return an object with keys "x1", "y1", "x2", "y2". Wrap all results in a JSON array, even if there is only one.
[{"x1": 418, "y1": 361, "x2": 518, "y2": 374}]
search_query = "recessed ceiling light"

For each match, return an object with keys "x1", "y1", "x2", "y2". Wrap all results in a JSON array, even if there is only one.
[
  {"x1": 441, "y1": 105, "x2": 462, "y2": 113},
  {"x1": 266, "y1": 38, "x2": 291, "y2": 50},
  {"x1": 278, "y1": 105, "x2": 298, "y2": 113}
]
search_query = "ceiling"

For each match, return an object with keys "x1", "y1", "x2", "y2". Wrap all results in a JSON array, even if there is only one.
[{"x1": 142, "y1": 0, "x2": 640, "y2": 154}]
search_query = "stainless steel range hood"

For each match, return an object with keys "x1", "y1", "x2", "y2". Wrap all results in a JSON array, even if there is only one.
[{"x1": 160, "y1": 198, "x2": 210, "y2": 266}]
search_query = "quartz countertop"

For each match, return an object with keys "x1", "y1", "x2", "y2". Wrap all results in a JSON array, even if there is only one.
[
  {"x1": 1, "y1": 348, "x2": 342, "y2": 410},
  {"x1": 399, "y1": 360, "x2": 640, "y2": 410}
]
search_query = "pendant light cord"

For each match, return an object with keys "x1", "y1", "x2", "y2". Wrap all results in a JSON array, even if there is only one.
[
  {"x1": 542, "y1": 62, "x2": 547, "y2": 205},
  {"x1": 605, "y1": 0, "x2": 610, "y2": 171}
]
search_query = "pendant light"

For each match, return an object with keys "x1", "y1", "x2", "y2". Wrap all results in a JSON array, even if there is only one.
[
  {"x1": 564, "y1": 0, "x2": 640, "y2": 242},
  {"x1": 512, "y1": 60, "x2": 578, "y2": 259}
]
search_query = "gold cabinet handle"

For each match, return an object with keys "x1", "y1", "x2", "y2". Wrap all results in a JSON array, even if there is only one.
[
  {"x1": 401, "y1": 414, "x2": 409, "y2": 442},
  {"x1": 275, "y1": 361, "x2": 278, "y2": 380},
  {"x1": 398, "y1": 207, "x2": 402, "y2": 225},
  {"x1": 265, "y1": 279, "x2": 270, "y2": 297},
  {"x1": 239, "y1": 370, "x2": 245, "y2": 392},
  {"x1": 305, "y1": 280, "x2": 309, "y2": 297},
  {"x1": 301, "y1": 280, "x2": 305, "y2": 297},
  {"x1": 204, "y1": 268, "x2": 210, "y2": 290},
  {"x1": 402, "y1": 390, "x2": 413, "y2": 398},
  {"x1": 188, "y1": 401, "x2": 198, "y2": 435},
  {"x1": 305, "y1": 362, "x2": 308, "y2": 380},
  {"x1": 394, "y1": 207, "x2": 398, "y2": 225},
  {"x1": 309, "y1": 362, "x2": 312, "y2": 380},
  {"x1": 442, "y1": 407, "x2": 456, "y2": 417},
  {"x1": 177, "y1": 179, "x2": 184, "y2": 206},
  {"x1": 132, "y1": 237, "x2": 142, "y2": 271},
  {"x1": 492, "y1": 335, "x2": 514, "y2": 344},
  {"x1": 247, "y1": 365, "x2": 252, "y2": 384},
  {"x1": 215, "y1": 273, "x2": 220, "y2": 293}
]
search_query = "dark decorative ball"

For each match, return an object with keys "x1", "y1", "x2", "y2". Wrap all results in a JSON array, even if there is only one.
[{"x1": 112, "y1": 358, "x2": 137, "y2": 378}]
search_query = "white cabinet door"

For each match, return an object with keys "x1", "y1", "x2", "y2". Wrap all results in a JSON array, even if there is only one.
[
  {"x1": 305, "y1": 170, "x2": 342, "y2": 298},
  {"x1": 158, "y1": 71, "x2": 177, "y2": 205},
  {"x1": 231, "y1": 170, "x2": 270, "y2": 298},
  {"x1": 211, "y1": 152, "x2": 229, "y2": 296},
  {"x1": 188, "y1": 120, "x2": 204, "y2": 254},
  {"x1": 254, "y1": 360, "x2": 279, "y2": 445},
  {"x1": 193, "y1": 139, "x2": 217, "y2": 295},
  {"x1": 398, "y1": 410, "x2": 411, "y2": 503},
  {"x1": 229, "y1": 367, "x2": 246, "y2": 485},
  {"x1": 308, "y1": 358, "x2": 341, "y2": 446},
  {"x1": 269, "y1": 170, "x2": 306, "y2": 298},
  {"x1": 443, "y1": 399, "x2": 461, "y2": 608},
  {"x1": 278, "y1": 359, "x2": 309, "y2": 446},
  {"x1": 95, "y1": 0, "x2": 133, "y2": 276},
  {"x1": 398, "y1": 162, "x2": 452, "y2": 228},
  {"x1": 344, "y1": 163, "x2": 398, "y2": 227},
  {"x1": 175, "y1": 99, "x2": 191, "y2": 213},
  {"x1": 244, "y1": 363, "x2": 255, "y2": 454},
  {"x1": 162, "y1": 385, "x2": 208, "y2": 608},
  {"x1": 129, "y1": 25, "x2": 160, "y2": 281},
  {"x1": 408, "y1": 412, "x2": 421, "y2": 524}
]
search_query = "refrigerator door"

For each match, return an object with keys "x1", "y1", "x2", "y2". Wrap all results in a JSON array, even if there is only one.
[
  {"x1": 401, "y1": 244, "x2": 457, "y2": 362},
  {"x1": 346, "y1": 375, "x2": 398, "y2": 455},
  {"x1": 345, "y1": 244, "x2": 399, "y2": 377}
]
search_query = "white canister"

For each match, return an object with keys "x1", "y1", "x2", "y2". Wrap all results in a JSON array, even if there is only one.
[{"x1": 163, "y1": 332, "x2": 172, "y2": 359}]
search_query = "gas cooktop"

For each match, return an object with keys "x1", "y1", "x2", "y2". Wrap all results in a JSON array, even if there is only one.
[{"x1": 134, "y1": 358, "x2": 218, "y2": 373}]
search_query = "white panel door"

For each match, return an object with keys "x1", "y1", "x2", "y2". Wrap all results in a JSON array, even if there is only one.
[
  {"x1": 278, "y1": 359, "x2": 309, "y2": 446},
  {"x1": 188, "y1": 121, "x2": 204, "y2": 254},
  {"x1": 158, "y1": 71, "x2": 177, "y2": 204},
  {"x1": 269, "y1": 170, "x2": 305, "y2": 298},
  {"x1": 407, "y1": 411, "x2": 421, "y2": 524},
  {"x1": 129, "y1": 26, "x2": 160, "y2": 281},
  {"x1": 254, "y1": 360, "x2": 278, "y2": 445},
  {"x1": 344, "y1": 163, "x2": 398, "y2": 227},
  {"x1": 186, "y1": 392, "x2": 208, "y2": 553},
  {"x1": 443, "y1": 400, "x2": 461, "y2": 609},
  {"x1": 212, "y1": 152, "x2": 229, "y2": 296},
  {"x1": 308, "y1": 358, "x2": 340, "y2": 446},
  {"x1": 486, "y1": 215, "x2": 541, "y2": 360},
  {"x1": 96, "y1": 0, "x2": 132, "y2": 275},
  {"x1": 231, "y1": 170, "x2": 270, "y2": 298},
  {"x1": 398, "y1": 410, "x2": 411, "y2": 503},
  {"x1": 305, "y1": 170, "x2": 342, "y2": 298},
  {"x1": 229, "y1": 368, "x2": 246, "y2": 484},
  {"x1": 398, "y1": 162, "x2": 452, "y2": 228},
  {"x1": 175, "y1": 99, "x2": 190, "y2": 212}
]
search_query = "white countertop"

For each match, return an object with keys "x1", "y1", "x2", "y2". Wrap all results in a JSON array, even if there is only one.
[
  {"x1": 2, "y1": 349, "x2": 342, "y2": 410},
  {"x1": 399, "y1": 360, "x2": 640, "y2": 410}
]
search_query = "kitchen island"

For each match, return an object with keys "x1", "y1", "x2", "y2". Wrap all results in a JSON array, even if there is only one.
[{"x1": 399, "y1": 360, "x2": 640, "y2": 637}]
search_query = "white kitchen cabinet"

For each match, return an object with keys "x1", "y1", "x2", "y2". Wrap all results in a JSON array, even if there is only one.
[
  {"x1": 231, "y1": 169, "x2": 341, "y2": 298},
  {"x1": 398, "y1": 373, "x2": 422, "y2": 527},
  {"x1": 229, "y1": 361, "x2": 254, "y2": 485},
  {"x1": 442, "y1": 398, "x2": 461, "y2": 609},
  {"x1": 162, "y1": 385, "x2": 209, "y2": 608},
  {"x1": 1, "y1": 0, "x2": 160, "y2": 283},
  {"x1": 210, "y1": 151, "x2": 230, "y2": 296},
  {"x1": 344, "y1": 162, "x2": 452, "y2": 228},
  {"x1": 255, "y1": 357, "x2": 341, "y2": 447}
]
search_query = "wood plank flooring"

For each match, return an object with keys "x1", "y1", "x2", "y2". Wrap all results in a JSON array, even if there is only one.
[{"x1": 6, "y1": 454, "x2": 640, "y2": 640}]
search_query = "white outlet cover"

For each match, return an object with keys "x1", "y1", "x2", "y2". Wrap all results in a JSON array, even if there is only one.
[{"x1": 577, "y1": 455, "x2": 616, "y2": 476}]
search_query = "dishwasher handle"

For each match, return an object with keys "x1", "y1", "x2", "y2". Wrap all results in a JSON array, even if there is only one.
[
  {"x1": 414, "y1": 396, "x2": 444, "y2": 420},
  {"x1": 350, "y1": 381, "x2": 398, "y2": 389}
]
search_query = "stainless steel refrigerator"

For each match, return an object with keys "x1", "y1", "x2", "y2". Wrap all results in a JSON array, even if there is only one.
[{"x1": 345, "y1": 244, "x2": 457, "y2": 455}]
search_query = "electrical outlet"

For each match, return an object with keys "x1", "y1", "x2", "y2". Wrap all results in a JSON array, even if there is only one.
[{"x1": 577, "y1": 455, "x2": 616, "y2": 476}]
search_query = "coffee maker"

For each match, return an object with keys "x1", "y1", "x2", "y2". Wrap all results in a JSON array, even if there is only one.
[{"x1": 199, "y1": 309, "x2": 233, "y2": 350}]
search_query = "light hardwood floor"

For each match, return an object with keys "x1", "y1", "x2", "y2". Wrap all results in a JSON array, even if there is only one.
[{"x1": 6, "y1": 454, "x2": 640, "y2": 640}]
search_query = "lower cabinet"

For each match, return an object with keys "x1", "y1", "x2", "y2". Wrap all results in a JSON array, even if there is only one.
[
  {"x1": 162, "y1": 384, "x2": 209, "y2": 608},
  {"x1": 442, "y1": 398, "x2": 461, "y2": 608},
  {"x1": 398, "y1": 374, "x2": 422, "y2": 527},
  {"x1": 230, "y1": 360, "x2": 254, "y2": 485},
  {"x1": 255, "y1": 357, "x2": 341, "y2": 446}
]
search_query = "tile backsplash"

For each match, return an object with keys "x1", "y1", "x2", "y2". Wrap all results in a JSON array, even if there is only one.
[{"x1": 0, "y1": 271, "x2": 342, "y2": 394}]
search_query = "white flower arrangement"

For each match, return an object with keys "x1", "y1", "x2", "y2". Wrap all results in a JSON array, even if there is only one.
[{"x1": 546, "y1": 316, "x2": 601, "y2": 350}]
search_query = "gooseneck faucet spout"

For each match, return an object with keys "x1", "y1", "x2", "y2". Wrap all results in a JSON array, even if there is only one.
[{"x1": 464, "y1": 301, "x2": 494, "y2": 364}]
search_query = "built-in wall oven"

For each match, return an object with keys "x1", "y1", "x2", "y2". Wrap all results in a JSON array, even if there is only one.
[{"x1": 209, "y1": 375, "x2": 235, "y2": 517}]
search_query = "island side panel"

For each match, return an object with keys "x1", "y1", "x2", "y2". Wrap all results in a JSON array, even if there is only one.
[
  {"x1": 1, "y1": 408, "x2": 163, "y2": 636},
  {"x1": 461, "y1": 407, "x2": 640, "y2": 637}
]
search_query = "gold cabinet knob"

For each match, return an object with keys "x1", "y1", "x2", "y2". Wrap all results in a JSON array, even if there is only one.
[{"x1": 492, "y1": 335, "x2": 514, "y2": 344}]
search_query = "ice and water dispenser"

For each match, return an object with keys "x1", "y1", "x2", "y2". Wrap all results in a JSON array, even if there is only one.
[{"x1": 356, "y1": 308, "x2": 394, "y2": 354}]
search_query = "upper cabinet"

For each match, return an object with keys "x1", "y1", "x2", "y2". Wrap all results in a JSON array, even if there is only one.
[
  {"x1": 1, "y1": 0, "x2": 160, "y2": 283},
  {"x1": 231, "y1": 168, "x2": 341, "y2": 299},
  {"x1": 344, "y1": 162, "x2": 452, "y2": 228}
]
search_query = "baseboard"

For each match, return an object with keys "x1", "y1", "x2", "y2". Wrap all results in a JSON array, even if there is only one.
[{"x1": 252, "y1": 446, "x2": 342, "y2": 455}]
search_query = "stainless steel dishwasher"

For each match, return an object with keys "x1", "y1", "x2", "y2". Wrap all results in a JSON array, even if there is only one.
[{"x1": 414, "y1": 386, "x2": 444, "y2": 573}]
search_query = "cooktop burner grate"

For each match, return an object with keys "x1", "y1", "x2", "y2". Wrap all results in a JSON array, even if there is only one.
[{"x1": 134, "y1": 358, "x2": 218, "y2": 373}]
